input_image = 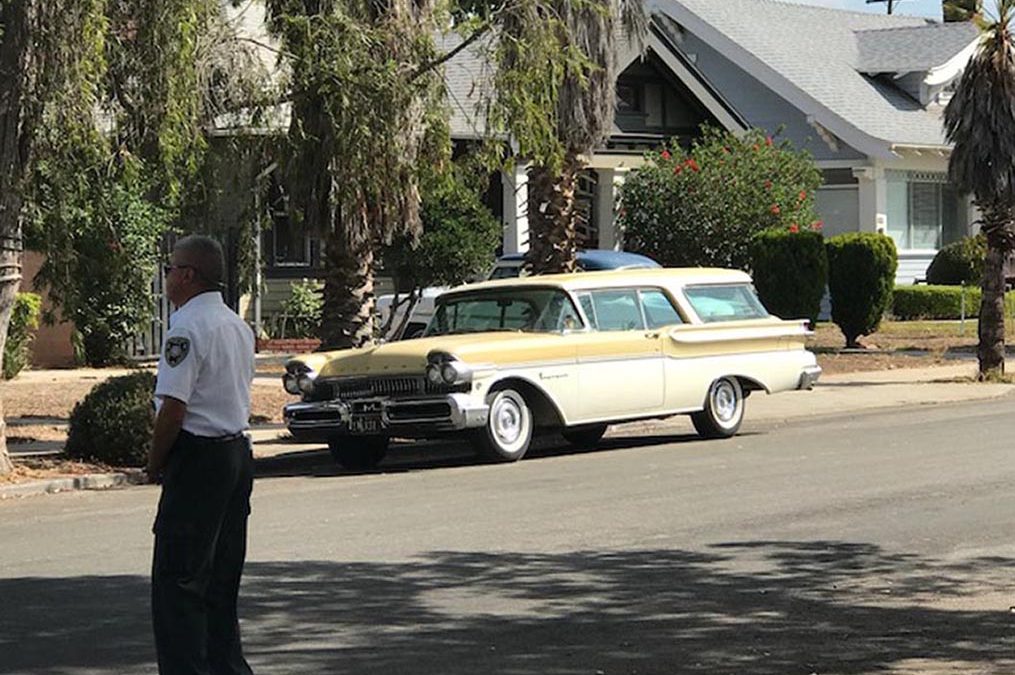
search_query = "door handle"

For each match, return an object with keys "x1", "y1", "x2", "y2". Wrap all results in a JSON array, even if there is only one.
[{"x1": 645, "y1": 331, "x2": 660, "y2": 339}]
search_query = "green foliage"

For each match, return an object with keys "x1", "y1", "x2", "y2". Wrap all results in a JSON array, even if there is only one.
[
  {"x1": 269, "y1": 280, "x2": 324, "y2": 339},
  {"x1": 382, "y1": 171, "x2": 500, "y2": 292},
  {"x1": 27, "y1": 156, "x2": 168, "y2": 366},
  {"x1": 891, "y1": 284, "x2": 1014, "y2": 320},
  {"x1": 66, "y1": 371, "x2": 155, "y2": 467},
  {"x1": 3, "y1": 293, "x2": 42, "y2": 380},
  {"x1": 750, "y1": 229, "x2": 827, "y2": 325},
  {"x1": 825, "y1": 233, "x2": 898, "y2": 347},
  {"x1": 925, "y1": 234, "x2": 986, "y2": 285},
  {"x1": 620, "y1": 126, "x2": 823, "y2": 270}
]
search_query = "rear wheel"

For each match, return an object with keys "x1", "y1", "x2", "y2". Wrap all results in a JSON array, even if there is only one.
[
  {"x1": 562, "y1": 423, "x2": 608, "y2": 448},
  {"x1": 691, "y1": 377, "x2": 744, "y2": 439},
  {"x1": 472, "y1": 388, "x2": 533, "y2": 462},
  {"x1": 328, "y1": 437, "x2": 389, "y2": 470}
]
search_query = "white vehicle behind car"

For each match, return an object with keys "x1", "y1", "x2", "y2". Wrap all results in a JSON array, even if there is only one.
[{"x1": 376, "y1": 250, "x2": 660, "y2": 340}]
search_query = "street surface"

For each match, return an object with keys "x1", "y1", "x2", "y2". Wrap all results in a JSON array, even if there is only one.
[{"x1": 1, "y1": 399, "x2": 1014, "y2": 674}]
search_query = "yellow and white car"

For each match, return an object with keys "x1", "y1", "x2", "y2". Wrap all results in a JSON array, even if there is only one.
[{"x1": 283, "y1": 268, "x2": 821, "y2": 469}]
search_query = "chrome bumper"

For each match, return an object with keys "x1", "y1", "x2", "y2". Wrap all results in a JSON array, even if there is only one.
[
  {"x1": 284, "y1": 393, "x2": 490, "y2": 436},
  {"x1": 798, "y1": 365, "x2": 822, "y2": 390}
]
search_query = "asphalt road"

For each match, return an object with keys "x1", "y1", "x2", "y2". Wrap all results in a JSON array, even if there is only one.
[{"x1": 1, "y1": 400, "x2": 1014, "y2": 674}]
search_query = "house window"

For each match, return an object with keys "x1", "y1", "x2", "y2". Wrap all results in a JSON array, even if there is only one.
[
  {"x1": 886, "y1": 171, "x2": 966, "y2": 250},
  {"x1": 616, "y1": 83, "x2": 643, "y2": 113}
]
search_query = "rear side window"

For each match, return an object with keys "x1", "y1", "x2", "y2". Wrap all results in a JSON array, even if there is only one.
[
  {"x1": 684, "y1": 284, "x2": 769, "y2": 322},
  {"x1": 640, "y1": 289, "x2": 683, "y2": 328}
]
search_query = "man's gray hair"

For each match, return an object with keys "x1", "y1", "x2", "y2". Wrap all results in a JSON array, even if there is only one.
[{"x1": 174, "y1": 235, "x2": 225, "y2": 288}]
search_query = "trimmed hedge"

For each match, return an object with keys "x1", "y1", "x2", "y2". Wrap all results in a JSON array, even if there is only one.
[
  {"x1": 892, "y1": 284, "x2": 1015, "y2": 320},
  {"x1": 750, "y1": 229, "x2": 828, "y2": 325},
  {"x1": 826, "y1": 233, "x2": 898, "y2": 347},
  {"x1": 66, "y1": 371, "x2": 155, "y2": 467},
  {"x1": 925, "y1": 234, "x2": 985, "y2": 286}
]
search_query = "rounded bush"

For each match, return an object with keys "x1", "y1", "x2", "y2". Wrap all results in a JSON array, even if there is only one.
[
  {"x1": 66, "y1": 371, "x2": 155, "y2": 467},
  {"x1": 750, "y1": 229, "x2": 828, "y2": 325},
  {"x1": 826, "y1": 233, "x2": 898, "y2": 347},
  {"x1": 892, "y1": 284, "x2": 1015, "y2": 320},
  {"x1": 925, "y1": 234, "x2": 985, "y2": 285}
]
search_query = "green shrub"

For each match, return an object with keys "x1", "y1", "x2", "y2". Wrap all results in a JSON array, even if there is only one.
[
  {"x1": 619, "y1": 126, "x2": 823, "y2": 270},
  {"x1": 826, "y1": 233, "x2": 898, "y2": 346},
  {"x1": 750, "y1": 229, "x2": 828, "y2": 325},
  {"x1": 66, "y1": 371, "x2": 155, "y2": 467},
  {"x1": 891, "y1": 284, "x2": 1015, "y2": 320},
  {"x1": 925, "y1": 234, "x2": 985, "y2": 285},
  {"x1": 269, "y1": 280, "x2": 323, "y2": 339},
  {"x1": 3, "y1": 293, "x2": 42, "y2": 380}
]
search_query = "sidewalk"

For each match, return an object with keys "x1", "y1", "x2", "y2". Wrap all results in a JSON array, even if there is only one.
[{"x1": 4, "y1": 360, "x2": 1014, "y2": 499}]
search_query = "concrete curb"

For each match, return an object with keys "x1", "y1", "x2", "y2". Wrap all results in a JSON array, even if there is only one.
[{"x1": 0, "y1": 469, "x2": 147, "y2": 500}]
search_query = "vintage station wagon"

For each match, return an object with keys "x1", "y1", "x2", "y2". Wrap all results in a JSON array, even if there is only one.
[{"x1": 283, "y1": 268, "x2": 821, "y2": 469}]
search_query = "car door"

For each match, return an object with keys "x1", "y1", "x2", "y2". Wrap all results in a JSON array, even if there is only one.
[{"x1": 572, "y1": 288, "x2": 665, "y2": 420}]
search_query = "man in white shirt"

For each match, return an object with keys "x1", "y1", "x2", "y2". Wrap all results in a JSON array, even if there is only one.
[{"x1": 148, "y1": 235, "x2": 256, "y2": 675}]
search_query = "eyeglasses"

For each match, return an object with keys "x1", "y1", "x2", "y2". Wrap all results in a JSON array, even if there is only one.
[{"x1": 163, "y1": 264, "x2": 195, "y2": 275}]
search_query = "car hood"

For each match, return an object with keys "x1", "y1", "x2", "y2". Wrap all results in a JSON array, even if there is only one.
[{"x1": 302, "y1": 332, "x2": 572, "y2": 379}]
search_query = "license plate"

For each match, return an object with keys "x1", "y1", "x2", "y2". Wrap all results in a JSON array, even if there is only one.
[{"x1": 349, "y1": 415, "x2": 382, "y2": 434}]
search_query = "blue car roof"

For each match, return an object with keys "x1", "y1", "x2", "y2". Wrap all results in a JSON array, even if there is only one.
[{"x1": 498, "y1": 249, "x2": 661, "y2": 270}]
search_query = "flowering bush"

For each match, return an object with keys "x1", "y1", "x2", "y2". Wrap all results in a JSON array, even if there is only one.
[{"x1": 619, "y1": 126, "x2": 822, "y2": 270}]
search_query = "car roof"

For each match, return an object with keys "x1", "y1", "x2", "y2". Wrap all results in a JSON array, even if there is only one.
[
  {"x1": 442, "y1": 267, "x2": 753, "y2": 296},
  {"x1": 497, "y1": 249, "x2": 661, "y2": 269}
]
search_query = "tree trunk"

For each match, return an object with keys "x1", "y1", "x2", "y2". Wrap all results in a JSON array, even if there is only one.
[
  {"x1": 525, "y1": 152, "x2": 583, "y2": 275},
  {"x1": 977, "y1": 203, "x2": 1014, "y2": 379},
  {"x1": 0, "y1": 0, "x2": 35, "y2": 475},
  {"x1": 319, "y1": 201, "x2": 376, "y2": 350}
]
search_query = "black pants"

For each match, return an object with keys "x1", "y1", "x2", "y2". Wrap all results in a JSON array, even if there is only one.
[{"x1": 152, "y1": 431, "x2": 255, "y2": 675}]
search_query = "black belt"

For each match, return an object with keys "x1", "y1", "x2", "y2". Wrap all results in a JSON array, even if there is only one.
[{"x1": 178, "y1": 429, "x2": 247, "y2": 445}]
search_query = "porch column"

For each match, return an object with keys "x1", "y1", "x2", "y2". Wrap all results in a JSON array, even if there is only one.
[
  {"x1": 853, "y1": 166, "x2": 886, "y2": 234},
  {"x1": 501, "y1": 164, "x2": 529, "y2": 254},
  {"x1": 596, "y1": 168, "x2": 628, "y2": 251}
]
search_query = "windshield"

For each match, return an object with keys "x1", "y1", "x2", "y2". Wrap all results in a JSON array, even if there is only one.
[{"x1": 425, "y1": 288, "x2": 583, "y2": 336}]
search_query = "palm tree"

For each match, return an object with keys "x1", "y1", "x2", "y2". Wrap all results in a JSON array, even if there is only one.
[
  {"x1": 522, "y1": 0, "x2": 646, "y2": 275},
  {"x1": 944, "y1": 0, "x2": 983, "y2": 22},
  {"x1": 943, "y1": 0, "x2": 1015, "y2": 377}
]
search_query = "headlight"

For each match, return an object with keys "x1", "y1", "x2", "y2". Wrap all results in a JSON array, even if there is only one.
[
  {"x1": 426, "y1": 364, "x2": 443, "y2": 385},
  {"x1": 284, "y1": 362, "x2": 317, "y2": 396},
  {"x1": 441, "y1": 363, "x2": 460, "y2": 385},
  {"x1": 282, "y1": 373, "x2": 301, "y2": 395}
]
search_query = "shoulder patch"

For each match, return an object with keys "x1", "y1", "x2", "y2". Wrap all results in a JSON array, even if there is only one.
[{"x1": 165, "y1": 336, "x2": 191, "y2": 367}]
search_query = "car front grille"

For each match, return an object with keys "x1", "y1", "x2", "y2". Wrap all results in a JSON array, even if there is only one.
[{"x1": 317, "y1": 376, "x2": 465, "y2": 400}]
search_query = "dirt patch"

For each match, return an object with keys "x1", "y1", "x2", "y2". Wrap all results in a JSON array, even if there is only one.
[
  {"x1": 0, "y1": 457, "x2": 114, "y2": 485},
  {"x1": 251, "y1": 386, "x2": 299, "y2": 424}
]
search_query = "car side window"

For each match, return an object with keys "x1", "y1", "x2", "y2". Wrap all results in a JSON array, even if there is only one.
[
  {"x1": 684, "y1": 283, "x2": 770, "y2": 322},
  {"x1": 589, "y1": 290, "x2": 644, "y2": 331},
  {"x1": 640, "y1": 289, "x2": 683, "y2": 328}
]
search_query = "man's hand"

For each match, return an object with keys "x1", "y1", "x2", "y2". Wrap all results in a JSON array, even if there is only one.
[{"x1": 149, "y1": 396, "x2": 187, "y2": 482}]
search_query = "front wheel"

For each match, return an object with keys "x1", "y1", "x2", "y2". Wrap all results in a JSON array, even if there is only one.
[
  {"x1": 472, "y1": 388, "x2": 533, "y2": 462},
  {"x1": 691, "y1": 377, "x2": 744, "y2": 439},
  {"x1": 328, "y1": 437, "x2": 389, "y2": 470}
]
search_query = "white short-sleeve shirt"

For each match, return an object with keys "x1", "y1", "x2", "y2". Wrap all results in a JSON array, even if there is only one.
[{"x1": 155, "y1": 291, "x2": 256, "y2": 437}]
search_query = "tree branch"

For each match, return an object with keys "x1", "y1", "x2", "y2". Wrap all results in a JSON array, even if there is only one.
[{"x1": 410, "y1": 23, "x2": 491, "y2": 83}]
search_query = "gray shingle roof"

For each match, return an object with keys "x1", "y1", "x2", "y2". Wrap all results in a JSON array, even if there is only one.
[
  {"x1": 855, "y1": 21, "x2": 980, "y2": 73},
  {"x1": 661, "y1": 0, "x2": 979, "y2": 150}
]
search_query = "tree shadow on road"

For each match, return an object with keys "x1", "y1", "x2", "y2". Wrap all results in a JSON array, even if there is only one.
[{"x1": 3, "y1": 541, "x2": 1012, "y2": 674}]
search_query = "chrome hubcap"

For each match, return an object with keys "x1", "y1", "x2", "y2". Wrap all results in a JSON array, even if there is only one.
[
  {"x1": 713, "y1": 381, "x2": 739, "y2": 423},
  {"x1": 493, "y1": 398, "x2": 523, "y2": 445}
]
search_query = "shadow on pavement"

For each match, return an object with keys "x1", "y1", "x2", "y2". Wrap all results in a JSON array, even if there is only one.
[
  {"x1": 2, "y1": 541, "x2": 1013, "y2": 674},
  {"x1": 253, "y1": 431, "x2": 711, "y2": 479}
]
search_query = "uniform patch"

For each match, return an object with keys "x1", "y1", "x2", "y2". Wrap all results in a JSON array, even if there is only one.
[{"x1": 165, "y1": 337, "x2": 191, "y2": 367}]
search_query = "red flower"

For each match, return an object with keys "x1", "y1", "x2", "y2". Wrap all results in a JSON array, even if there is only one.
[
  {"x1": 752, "y1": 144, "x2": 760, "y2": 152},
  {"x1": 798, "y1": 190, "x2": 807, "y2": 202},
  {"x1": 673, "y1": 165, "x2": 683, "y2": 175},
  {"x1": 764, "y1": 180, "x2": 773, "y2": 190},
  {"x1": 811, "y1": 220, "x2": 824, "y2": 231},
  {"x1": 770, "y1": 204, "x2": 781, "y2": 215},
  {"x1": 660, "y1": 149, "x2": 671, "y2": 160},
  {"x1": 788, "y1": 224, "x2": 799, "y2": 233},
  {"x1": 685, "y1": 158, "x2": 700, "y2": 172},
  {"x1": 765, "y1": 136, "x2": 774, "y2": 147}
]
